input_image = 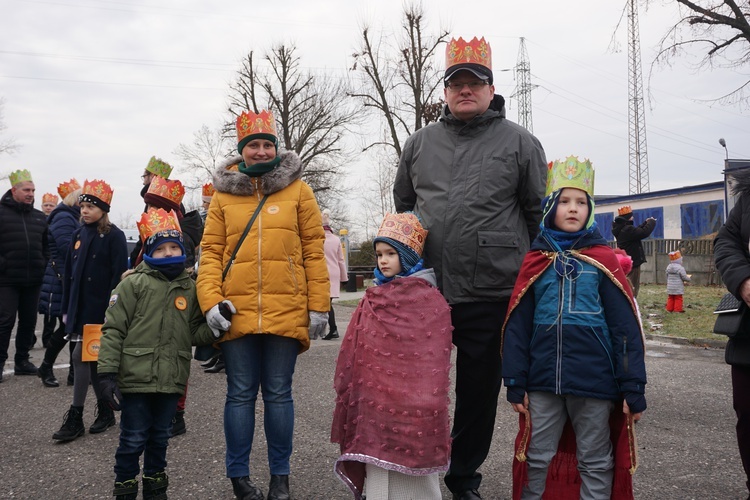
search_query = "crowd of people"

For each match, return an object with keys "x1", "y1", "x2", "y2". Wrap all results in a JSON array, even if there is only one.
[{"x1": 0, "y1": 32, "x2": 748, "y2": 500}]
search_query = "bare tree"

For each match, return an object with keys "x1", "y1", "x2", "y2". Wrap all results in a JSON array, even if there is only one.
[
  {"x1": 349, "y1": 2, "x2": 449, "y2": 160},
  {"x1": 648, "y1": 0, "x2": 750, "y2": 106},
  {"x1": 173, "y1": 124, "x2": 231, "y2": 202},
  {"x1": 0, "y1": 98, "x2": 19, "y2": 156},
  {"x1": 226, "y1": 43, "x2": 359, "y2": 207}
]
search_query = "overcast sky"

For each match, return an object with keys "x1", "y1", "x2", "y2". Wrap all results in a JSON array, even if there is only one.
[{"x1": 2, "y1": 0, "x2": 749, "y2": 235}]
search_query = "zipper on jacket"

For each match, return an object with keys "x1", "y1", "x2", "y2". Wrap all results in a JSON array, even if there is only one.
[
  {"x1": 622, "y1": 336, "x2": 629, "y2": 373},
  {"x1": 255, "y1": 181, "x2": 263, "y2": 333},
  {"x1": 556, "y1": 276, "x2": 564, "y2": 395}
]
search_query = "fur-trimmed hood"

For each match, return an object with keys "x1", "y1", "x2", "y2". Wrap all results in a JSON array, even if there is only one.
[
  {"x1": 729, "y1": 168, "x2": 750, "y2": 198},
  {"x1": 213, "y1": 150, "x2": 303, "y2": 196}
]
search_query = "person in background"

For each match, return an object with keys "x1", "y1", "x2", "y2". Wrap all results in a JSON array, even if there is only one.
[
  {"x1": 52, "y1": 179, "x2": 128, "y2": 442},
  {"x1": 98, "y1": 208, "x2": 219, "y2": 500},
  {"x1": 41, "y1": 192, "x2": 58, "y2": 217},
  {"x1": 197, "y1": 109, "x2": 329, "y2": 500},
  {"x1": 611, "y1": 205, "x2": 656, "y2": 298},
  {"x1": 321, "y1": 209, "x2": 347, "y2": 341},
  {"x1": 200, "y1": 182, "x2": 214, "y2": 223},
  {"x1": 713, "y1": 168, "x2": 750, "y2": 498},
  {"x1": 130, "y1": 156, "x2": 174, "y2": 267},
  {"x1": 665, "y1": 250, "x2": 690, "y2": 313},
  {"x1": 502, "y1": 157, "x2": 646, "y2": 499},
  {"x1": 37, "y1": 179, "x2": 81, "y2": 387},
  {"x1": 393, "y1": 35, "x2": 547, "y2": 500},
  {"x1": 0, "y1": 169, "x2": 49, "y2": 381},
  {"x1": 331, "y1": 212, "x2": 452, "y2": 500}
]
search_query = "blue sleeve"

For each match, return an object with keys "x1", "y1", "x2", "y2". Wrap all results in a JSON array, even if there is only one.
[
  {"x1": 502, "y1": 289, "x2": 536, "y2": 404},
  {"x1": 599, "y1": 276, "x2": 647, "y2": 413},
  {"x1": 109, "y1": 230, "x2": 129, "y2": 292}
]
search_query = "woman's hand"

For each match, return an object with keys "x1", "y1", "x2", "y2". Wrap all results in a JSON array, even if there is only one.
[{"x1": 207, "y1": 300, "x2": 236, "y2": 338}]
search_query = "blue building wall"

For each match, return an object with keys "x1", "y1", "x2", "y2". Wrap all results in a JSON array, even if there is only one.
[{"x1": 680, "y1": 200, "x2": 724, "y2": 238}]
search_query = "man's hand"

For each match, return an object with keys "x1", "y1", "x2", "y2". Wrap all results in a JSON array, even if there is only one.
[
  {"x1": 623, "y1": 399, "x2": 643, "y2": 422},
  {"x1": 511, "y1": 393, "x2": 530, "y2": 416}
]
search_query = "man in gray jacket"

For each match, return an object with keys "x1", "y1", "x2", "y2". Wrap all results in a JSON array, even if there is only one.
[{"x1": 394, "y1": 36, "x2": 547, "y2": 500}]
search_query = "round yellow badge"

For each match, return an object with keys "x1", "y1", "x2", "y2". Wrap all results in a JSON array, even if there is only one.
[
  {"x1": 174, "y1": 296, "x2": 187, "y2": 311},
  {"x1": 266, "y1": 205, "x2": 280, "y2": 215},
  {"x1": 74, "y1": 240, "x2": 81, "y2": 250}
]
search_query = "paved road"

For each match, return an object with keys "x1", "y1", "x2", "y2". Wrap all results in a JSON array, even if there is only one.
[{"x1": 0, "y1": 303, "x2": 747, "y2": 499}]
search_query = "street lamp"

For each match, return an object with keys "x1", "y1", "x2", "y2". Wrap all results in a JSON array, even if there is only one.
[{"x1": 719, "y1": 137, "x2": 729, "y2": 160}]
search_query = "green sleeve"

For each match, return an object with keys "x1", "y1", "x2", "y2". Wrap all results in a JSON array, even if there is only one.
[{"x1": 98, "y1": 277, "x2": 138, "y2": 374}]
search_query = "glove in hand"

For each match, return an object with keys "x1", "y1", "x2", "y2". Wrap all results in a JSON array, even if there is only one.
[
  {"x1": 309, "y1": 311, "x2": 328, "y2": 340},
  {"x1": 207, "y1": 300, "x2": 236, "y2": 338},
  {"x1": 99, "y1": 373, "x2": 123, "y2": 411}
]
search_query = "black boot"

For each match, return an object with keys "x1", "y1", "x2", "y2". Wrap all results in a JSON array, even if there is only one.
[
  {"x1": 204, "y1": 354, "x2": 225, "y2": 373},
  {"x1": 38, "y1": 361, "x2": 60, "y2": 387},
  {"x1": 322, "y1": 329, "x2": 339, "y2": 340},
  {"x1": 267, "y1": 475, "x2": 290, "y2": 500},
  {"x1": 113, "y1": 478, "x2": 138, "y2": 500},
  {"x1": 169, "y1": 410, "x2": 186, "y2": 437},
  {"x1": 52, "y1": 405, "x2": 85, "y2": 442},
  {"x1": 230, "y1": 476, "x2": 264, "y2": 500},
  {"x1": 89, "y1": 399, "x2": 116, "y2": 434},
  {"x1": 143, "y1": 471, "x2": 168, "y2": 500},
  {"x1": 200, "y1": 354, "x2": 220, "y2": 368}
]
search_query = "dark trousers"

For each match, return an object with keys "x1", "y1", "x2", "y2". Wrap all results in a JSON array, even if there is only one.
[
  {"x1": 732, "y1": 365, "x2": 750, "y2": 494},
  {"x1": 42, "y1": 317, "x2": 74, "y2": 366},
  {"x1": 328, "y1": 298, "x2": 337, "y2": 333},
  {"x1": 41, "y1": 313, "x2": 58, "y2": 347},
  {"x1": 444, "y1": 301, "x2": 508, "y2": 494},
  {"x1": 114, "y1": 392, "x2": 180, "y2": 482},
  {"x1": 0, "y1": 284, "x2": 41, "y2": 365}
]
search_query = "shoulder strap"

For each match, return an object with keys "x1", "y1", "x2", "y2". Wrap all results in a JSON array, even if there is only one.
[{"x1": 222, "y1": 195, "x2": 268, "y2": 282}]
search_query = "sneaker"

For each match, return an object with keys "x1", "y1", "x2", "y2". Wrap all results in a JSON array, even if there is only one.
[{"x1": 14, "y1": 359, "x2": 38, "y2": 375}]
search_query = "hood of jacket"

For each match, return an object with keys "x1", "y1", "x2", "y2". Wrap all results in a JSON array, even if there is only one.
[
  {"x1": 214, "y1": 150, "x2": 303, "y2": 197},
  {"x1": 730, "y1": 168, "x2": 750, "y2": 198},
  {"x1": 441, "y1": 94, "x2": 506, "y2": 127},
  {"x1": 47, "y1": 203, "x2": 80, "y2": 226},
  {"x1": 1, "y1": 189, "x2": 34, "y2": 213}
]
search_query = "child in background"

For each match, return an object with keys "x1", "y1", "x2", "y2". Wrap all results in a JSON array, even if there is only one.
[
  {"x1": 666, "y1": 250, "x2": 691, "y2": 313},
  {"x1": 331, "y1": 212, "x2": 452, "y2": 500},
  {"x1": 502, "y1": 157, "x2": 647, "y2": 500},
  {"x1": 53, "y1": 179, "x2": 128, "y2": 442},
  {"x1": 97, "y1": 208, "x2": 220, "y2": 500}
]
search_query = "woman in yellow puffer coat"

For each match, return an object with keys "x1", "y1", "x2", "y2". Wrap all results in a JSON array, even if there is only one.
[{"x1": 196, "y1": 109, "x2": 329, "y2": 500}]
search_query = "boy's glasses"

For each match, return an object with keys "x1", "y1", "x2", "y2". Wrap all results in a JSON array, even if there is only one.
[{"x1": 445, "y1": 80, "x2": 489, "y2": 92}]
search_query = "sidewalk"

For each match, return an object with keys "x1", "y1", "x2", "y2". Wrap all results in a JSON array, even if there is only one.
[{"x1": 334, "y1": 288, "x2": 366, "y2": 303}]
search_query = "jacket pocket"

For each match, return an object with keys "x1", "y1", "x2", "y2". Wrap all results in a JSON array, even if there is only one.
[
  {"x1": 175, "y1": 349, "x2": 192, "y2": 387},
  {"x1": 119, "y1": 347, "x2": 155, "y2": 385},
  {"x1": 473, "y1": 230, "x2": 520, "y2": 289}
]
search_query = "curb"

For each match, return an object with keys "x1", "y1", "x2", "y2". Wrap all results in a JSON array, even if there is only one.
[{"x1": 645, "y1": 333, "x2": 726, "y2": 349}]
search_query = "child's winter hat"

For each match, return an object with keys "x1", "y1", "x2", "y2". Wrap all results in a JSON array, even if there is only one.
[
  {"x1": 614, "y1": 248, "x2": 633, "y2": 275},
  {"x1": 80, "y1": 179, "x2": 113, "y2": 212},
  {"x1": 373, "y1": 212, "x2": 428, "y2": 273},
  {"x1": 137, "y1": 208, "x2": 184, "y2": 257},
  {"x1": 668, "y1": 250, "x2": 682, "y2": 261},
  {"x1": 236, "y1": 109, "x2": 279, "y2": 154},
  {"x1": 144, "y1": 175, "x2": 185, "y2": 216}
]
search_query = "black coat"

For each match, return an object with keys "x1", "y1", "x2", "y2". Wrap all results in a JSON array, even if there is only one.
[
  {"x1": 62, "y1": 222, "x2": 128, "y2": 334},
  {"x1": 38, "y1": 203, "x2": 81, "y2": 316},
  {"x1": 714, "y1": 169, "x2": 750, "y2": 367},
  {"x1": 0, "y1": 189, "x2": 49, "y2": 286},
  {"x1": 181, "y1": 209, "x2": 204, "y2": 268},
  {"x1": 611, "y1": 215, "x2": 656, "y2": 268}
]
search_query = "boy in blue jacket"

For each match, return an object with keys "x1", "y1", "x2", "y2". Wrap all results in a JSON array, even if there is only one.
[
  {"x1": 501, "y1": 156, "x2": 647, "y2": 500},
  {"x1": 98, "y1": 208, "x2": 220, "y2": 500}
]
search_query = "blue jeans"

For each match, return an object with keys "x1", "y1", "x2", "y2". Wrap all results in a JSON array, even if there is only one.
[
  {"x1": 222, "y1": 334, "x2": 298, "y2": 478},
  {"x1": 114, "y1": 393, "x2": 180, "y2": 482}
]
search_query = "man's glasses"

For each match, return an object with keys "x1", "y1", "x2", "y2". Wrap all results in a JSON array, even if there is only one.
[
  {"x1": 445, "y1": 80, "x2": 489, "y2": 92},
  {"x1": 141, "y1": 173, "x2": 152, "y2": 180}
]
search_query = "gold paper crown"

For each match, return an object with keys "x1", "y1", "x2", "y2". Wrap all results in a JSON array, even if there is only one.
[
  {"x1": 42, "y1": 193, "x2": 58, "y2": 204},
  {"x1": 376, "y1": 212, "x2": 428, "y2": 257},
  {"x1": 57, "y1": 178, "x2": 81, "y2": 199},
  {"x1": 236, "y1": 109, "x2": 278, "y2": 144},
  {"x1": 146, "y1": 156, "x2": 173, "y2": 179},
  {"x1": 202, "y1": 183, "x2": 215, "y2": 198},
  {"x1": 669, "y1": 250, "x2": 682, "y2": 261},
  {"x1": 618, "y1": 205, "x2": 633, "y2": 216},
  {"x1": 9, "y1": 169, "x2": 33, "y2": 186},
  {"x1": 545, "y1": 155, "x2": 595, "y2": 197},
  {"x1": 81, "y1": 179, "x2": 114, "y2": 206},
  {"x1": 147, "y1": 175, "x2": 185, "y2": 206},
  {"x1": 445, "y1": 37, "x2": 492, "y2": 71},
  {"x1": 137, "y1": 208, "x2": 182, "y2": 243}
]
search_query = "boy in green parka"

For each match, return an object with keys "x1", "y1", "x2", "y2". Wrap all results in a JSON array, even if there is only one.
[{"x1": 97, "y1": 208, "x2": 221, "y2": 500}]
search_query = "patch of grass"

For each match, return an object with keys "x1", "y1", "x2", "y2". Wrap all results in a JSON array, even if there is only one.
[{"x1": 636, "y1": 283, "x2": 728, "y2": 341}]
